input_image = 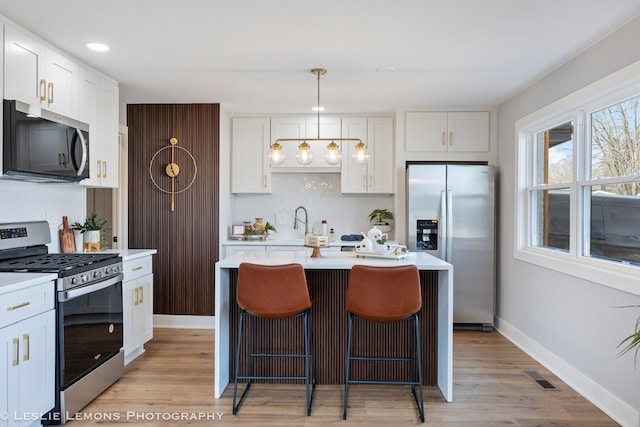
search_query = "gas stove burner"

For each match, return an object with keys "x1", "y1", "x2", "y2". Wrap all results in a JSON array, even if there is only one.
[{"x1": 0, "y1": 252, "x2": 119, "y2": 273}]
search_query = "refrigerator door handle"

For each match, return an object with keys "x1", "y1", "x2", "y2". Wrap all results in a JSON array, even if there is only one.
[
  {"x1": 441, "y1": 190, "x2": 447, "y2": 259},
  {"x1": 446, "y1": 190, "x2": 453, "y2": 262}
]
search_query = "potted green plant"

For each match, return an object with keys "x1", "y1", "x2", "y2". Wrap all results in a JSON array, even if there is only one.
[
  {"x1": 71, "y1": 213, "x2": 108, "y2": 251},
  {"x1": 618, "y1": 306, "x2": 640, "y2": 366},
  {"x1": 263, "y1": 221, "x2": 277, "y2": 239},
  {"x1": 368, "y1": 208, "x2": 394, "y2": 234}
]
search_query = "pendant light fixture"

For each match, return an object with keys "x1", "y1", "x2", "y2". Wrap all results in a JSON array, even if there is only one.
[{"x1": 269, "y1": 68, "x2": 366, "y2": 166}]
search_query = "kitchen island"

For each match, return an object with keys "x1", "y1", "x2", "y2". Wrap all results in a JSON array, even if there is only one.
[{"x1": 214, "y1": 250, "x2": 453, "y2": 402}]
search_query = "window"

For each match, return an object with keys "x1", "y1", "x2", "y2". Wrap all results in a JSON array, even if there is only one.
[
  {"x1": 584, "y1": 97, "x2": 640, "y2": 265},
  {"x1": 517, "y1": 67, "x2": 640, "y2": 295}
]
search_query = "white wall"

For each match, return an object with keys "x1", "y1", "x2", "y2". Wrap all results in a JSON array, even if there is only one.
[
  {"x1": 0, "y1": 180, "x2": 85, "y2": 252},
  {"x1": 496, "y1": 15, "x2": 640, "y2": 427}
]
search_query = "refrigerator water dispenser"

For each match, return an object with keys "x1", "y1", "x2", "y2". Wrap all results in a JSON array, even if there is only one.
[{"x1": 416, "y1": 219, "x2": 438, "y2": 250}]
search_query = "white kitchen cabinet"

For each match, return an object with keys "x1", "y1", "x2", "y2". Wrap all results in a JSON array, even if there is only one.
[
  {"x1": 79, "y1": 69, "x2": 119, "y2": 188},
  {"x1": 4, "y1": 25, "x2": 78, "y2": 118},
  {"x1": 231, "y1": 117, "x2": 271, "y2": 193},
  {"x1": 95, "y1": 77, "x2": 119, "y2": 187},
  {"x1": 0, "y1": 281, "x2": 55, "y2": 427},
  {"x1": 405, "y1": 111, "x2": 489, "y2": 152},
  {"x1": 270, "y1": 116, "x2": 306, "y2": 169},
  {"x1": 341, "y1": 117, "x2": 394, "y2": 194},
  {"x1": 123, "y1": 256, "x2": 154, "y2": 365}
]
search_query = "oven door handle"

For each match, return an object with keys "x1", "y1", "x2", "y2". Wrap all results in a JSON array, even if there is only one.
[{"x1": 59, "y1": 274, "x2": 124, "y2": 302}]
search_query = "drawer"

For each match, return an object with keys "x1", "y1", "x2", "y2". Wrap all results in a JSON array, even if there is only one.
[
  {"x1": 0, "y1": 282, "x2": 54, "y2": 328},
  {"x1": 123, "y1": 256, "x2": 153, "y2": 281}
]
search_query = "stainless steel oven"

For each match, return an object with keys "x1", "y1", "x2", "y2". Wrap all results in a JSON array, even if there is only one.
[
  {"x1": 55, "y1": 271, "x2": 124, "y2": 423},
  {"x1": 0, "y1": 221, "x2": 124, "y2": 424}
]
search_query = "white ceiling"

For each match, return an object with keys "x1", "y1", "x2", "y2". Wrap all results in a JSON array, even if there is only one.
[{"x1": 1, "y1": 0, "x2": 639, "y2": 114}]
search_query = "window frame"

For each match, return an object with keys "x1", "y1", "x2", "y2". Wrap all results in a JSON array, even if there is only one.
[{"x1": 515, "y1": 62, "x2": 640, "y2": 297}]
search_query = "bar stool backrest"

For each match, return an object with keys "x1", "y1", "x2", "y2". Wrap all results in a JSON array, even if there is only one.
[
  {"x1": 347, "y1": 264, "x2": 422, "y2": 322},
  {"x1": 237, "y1": 262, "x2": 311, "y2": 319}
]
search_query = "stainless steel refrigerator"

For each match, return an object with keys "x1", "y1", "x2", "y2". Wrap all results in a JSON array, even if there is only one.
[{"x1": 407, "y1": 163, "x2": 495, "y2": 330}]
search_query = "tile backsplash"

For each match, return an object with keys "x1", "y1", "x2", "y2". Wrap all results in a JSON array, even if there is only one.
[{"x1": 230, "y1": 173, "x2": 395, "y2": 241}]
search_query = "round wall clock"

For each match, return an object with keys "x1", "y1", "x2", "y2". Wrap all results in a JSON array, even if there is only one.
[{"x1": 149, "y1": 137, "x2": 197, "y2": 211}]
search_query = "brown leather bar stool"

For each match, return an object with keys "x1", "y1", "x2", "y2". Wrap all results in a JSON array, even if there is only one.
[
  {"x1": 343, "y1": 264, "x2": 424, "y2": 422},
  {"x1": 232, "y1": 262, "x2": 315, "y2": 416}
]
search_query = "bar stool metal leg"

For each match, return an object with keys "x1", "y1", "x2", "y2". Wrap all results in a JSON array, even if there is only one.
[{"x1": 342, "y1": 313, "x2": 354, "y2": 420}]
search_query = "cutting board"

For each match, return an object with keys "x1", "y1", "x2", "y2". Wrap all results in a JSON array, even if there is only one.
[{"x1": 59, "y1": 216, "x2": 76, "y2": 253}]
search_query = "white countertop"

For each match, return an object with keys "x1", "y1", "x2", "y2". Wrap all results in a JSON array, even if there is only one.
[
  {"x1": 0, "y1": 272, "x2": 58, "y2": 295},
  {"x1": 216, "y1": 250, "x2": 451, "y2": 270},
  {"x1": 84, "y1": 248, "x2": 157, "y2": 261}
]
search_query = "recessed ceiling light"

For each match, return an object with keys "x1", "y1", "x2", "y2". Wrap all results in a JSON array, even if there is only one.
[
  {"x1": 87, "y1": 42, "x2": 110, "y2": 52},
  {"x1": 376, "y1": 66, "x2": 395, "y2": 72},
  {"x1": 312, "y1": 106, "x2": 325, "y2": 112}
]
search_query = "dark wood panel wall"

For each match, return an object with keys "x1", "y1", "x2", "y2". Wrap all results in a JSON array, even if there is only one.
[{"x1": 127, "y1": 104, "x2": 219, "y2": 315}]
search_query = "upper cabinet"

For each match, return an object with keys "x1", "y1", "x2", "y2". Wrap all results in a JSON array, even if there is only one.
[
  {"x1": 231, "y1": 115, "x2": 395, "y2": 194},
  {"x1": 80, "y1": 68, "x2": 119, "y2": 188},
  {"x1": 341, "y1": 117, "x2": 394, "y2": 194},
  {"x1": 4, "y1": 25, "x2": 78, "y2": 118},
  {"x1": 405, "y1": 111, "x2": 489, "y2": 152},
  {"x1": 231, "y1": 117, "x2": 271, "y2": 193}
]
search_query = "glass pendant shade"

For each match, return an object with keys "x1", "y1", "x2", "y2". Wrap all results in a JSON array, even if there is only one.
[
  {"x1": 296, "y1": 141, "x2": 314, "y2": 165},
  {"x1": 324, "y1": 141, "x2": 341, "y2": 165},
  {"x1": 352, "y1": 141, "x2": 369, "y2": 165},
  {"x1": 268, "y1": 142, "x2": 285, "y2": 165}
]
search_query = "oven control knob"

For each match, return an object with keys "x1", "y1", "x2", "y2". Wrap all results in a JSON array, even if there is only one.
[
  {"x1": 81, "y1": 274, "x2": 89, "y2": 282},
  {"x1": 71, "y1": 277, "x2": 78, "y2": 285},
  {"x1": 93, "y1": 271, "x2": 103, "y2": 279}
]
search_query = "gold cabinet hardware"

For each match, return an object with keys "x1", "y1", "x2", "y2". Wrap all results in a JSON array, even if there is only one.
[
  {"x1": 7, "y1": 301, "x2": 30, "y2": 311},
  {"x1": 102, "y1": 161, "x2": 107, "y2": 178},
  {"x1": 12, "y1": 338, "x2": 19, "y2": 366},
  {"x1": 23, "y1": 333, "x2": 30, "y2": 361},
  {"x1": 138, "y1": 286, "x2": 144, "y2": 304},
  {"x1": 369, "y1": 175, "x2": 373, "y2": 188},
  {"x1": 134, "y1": 287, "x2": 139, "y2": 306},
  {"x1": 132, "y1": 266, "x2": 143, "y2": 272},
  {"x1": 47, "y1": 82, "x2": 54, "y2": 105},
  {"x1": 441, "y1": 131, "x2": 446, "y2": 146},
  {"x1": 97, "y1": 160, "x2": 102, "y2": 178},
  {"x1": 361, "y1": 175, "x2": 366, "y2": 188},
  {"x1": 40, "y1": 79, "x2": 46, "y2": 101},
  {"x1": 449, "y1": 131, "x2": 453, "y2": 145}
]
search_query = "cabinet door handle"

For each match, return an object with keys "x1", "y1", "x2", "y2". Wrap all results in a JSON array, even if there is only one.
[
  {"x1": 361, "y1": 175, "x2": 366, "y2": 188},
  {"x1": 23, "y1": 333, "x2": 30, "y2": 361},
  {"x1": 12, "y1": 338, "x2": 19, "y2": 366},
  {"x1": 132, "y1": 266, "x2": 143, "y2": 272},
  {"x1": 138, "y1": 286, "x2": 144, "y2": 304},
  {"x1": 48, "y1": 82, "x2": 54, "y2": 105},
  {"x1": 40, "y1": 79, "x2": 47, "y2": 102},
  {"x1": 96, "y1": 160, "x2": 102, "y2": 178},
  {"x1": 369, "y1": 175, "x2": 373, "y2": 188},
  {"x1": 449, "y1": 131, "x2": 453, "y2": 145},
  {"x1": 7, "y1": 301, "x2": 30, "y2": 311},
  {"x1": 263, "y1": 174, "x2": 268, "y2": 188},
  {"x1": 134, "y1": 287, "x2": 139, "y2": 306},
  {"x1": 441, "y1": 131, "x2": 446, "y2": 146},
  {"x1": 102, "y1": 161, "x2": 107, "y2": 178}
]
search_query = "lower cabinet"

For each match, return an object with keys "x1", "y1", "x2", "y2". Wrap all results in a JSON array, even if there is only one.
[
  {"x1": 123, "y1": 256, "x2": 154, "y2": 365},
  {"x1": 0, "y1": 284, "x2": 55, "y2": 427}
]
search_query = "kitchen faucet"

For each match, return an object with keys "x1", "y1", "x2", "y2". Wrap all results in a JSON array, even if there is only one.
[{"x1": 293, "y1": 206, "x2": 309, "y2": 236}]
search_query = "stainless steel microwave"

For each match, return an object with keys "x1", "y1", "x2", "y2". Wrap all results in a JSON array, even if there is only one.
[{"x1": 2, "y1": 99, "x2": 90, "y2": 183}]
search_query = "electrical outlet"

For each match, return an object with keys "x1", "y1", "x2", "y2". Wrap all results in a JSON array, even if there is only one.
[{"x1": 276, "y1": 213, "x2": 287, "y2": 225}]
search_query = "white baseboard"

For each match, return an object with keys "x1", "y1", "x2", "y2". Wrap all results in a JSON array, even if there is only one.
[
  {"x1": 495, "y1": 316, "x2": 638, "y2": 427},
  {"x1": 153, "y1": 314, "x2": 215, "y2": 329}
]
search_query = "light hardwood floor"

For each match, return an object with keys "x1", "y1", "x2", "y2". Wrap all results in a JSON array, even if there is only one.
[{"x1": 76, "y1": 328, "x2": 619, "y2": 426}]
